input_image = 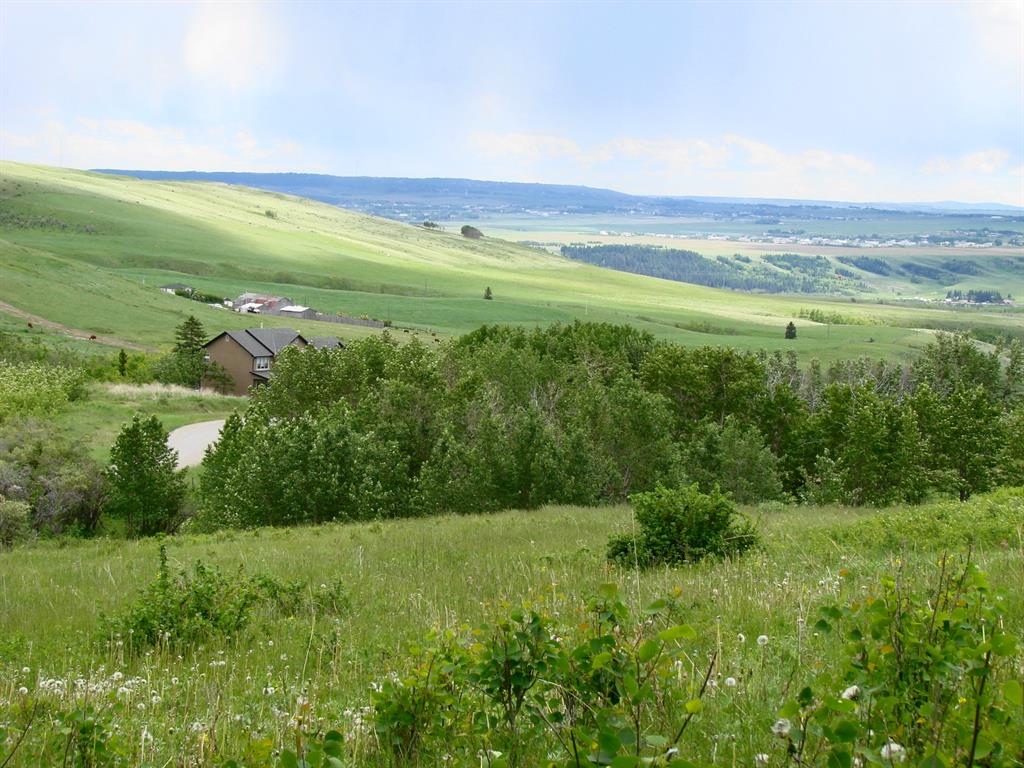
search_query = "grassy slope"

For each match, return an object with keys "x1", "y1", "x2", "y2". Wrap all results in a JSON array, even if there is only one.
[
  {"x1": 1, "y1": 501, "x2": 1021, "y2": 764},
  {"x1": 4, "y1": 162, "x2": 1021, "y2": 361}
]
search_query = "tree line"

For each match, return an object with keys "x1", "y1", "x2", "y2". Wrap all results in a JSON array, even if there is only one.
[
  {"x1": 193, "y1": 324, "x2": 1024, "y2": 530},
  {"x1": 3, "y1": 321, "x2": 1021, "y2": 541},
  {"x1": 561, "y1": 245, "x2": 856, "y2": 294}
]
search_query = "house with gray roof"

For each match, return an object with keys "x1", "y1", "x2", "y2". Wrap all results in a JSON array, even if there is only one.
[{"x1": 203, "y1": 328, "x2": 341, "y2": 396}]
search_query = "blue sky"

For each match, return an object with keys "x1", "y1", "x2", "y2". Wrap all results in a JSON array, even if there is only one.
[{"x1": 1, "y1": 0, "x2": 1021, "y2": 204}]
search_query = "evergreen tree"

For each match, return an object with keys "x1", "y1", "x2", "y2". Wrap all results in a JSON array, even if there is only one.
[
  {"x1": 106, "y1": 415, "x2": 186, "y2": 537},
  {"x1": 154, "y1": 315, "x2": 209, "y2": 388},
  {"x1": 174, "y1": 315, "x2": 207, "y2": 356},
  {"x1": 484, "y1": 286, "x2": 493, "y2": 300},
  {"x1": 785, "y1": 321, "x2": 797, "y2": 339},
  {"x1": 117, "y1": 349, "x2": 128, "y2": 378}
]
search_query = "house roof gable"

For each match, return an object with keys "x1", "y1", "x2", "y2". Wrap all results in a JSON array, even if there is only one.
[{"x1": 204, "y1": 328, "x2": 307, "y2": 358}]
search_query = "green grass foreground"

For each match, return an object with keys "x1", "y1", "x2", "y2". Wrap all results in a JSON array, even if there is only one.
[{"x1": 1, "y1": 496, "x2": 1021, "y2": 765}]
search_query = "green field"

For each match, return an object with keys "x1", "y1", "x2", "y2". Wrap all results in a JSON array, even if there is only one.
[
  {"x1": 1, "y1": 494, "x2": 1021, "y2": 765},
  {"x1": 3, "y1": 162, "x2": 1022, "y2": 361}
]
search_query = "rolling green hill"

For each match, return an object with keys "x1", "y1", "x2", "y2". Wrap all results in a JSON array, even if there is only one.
[{"x1": 2, "y1": 162, "x2": 1021, "y2": 360}]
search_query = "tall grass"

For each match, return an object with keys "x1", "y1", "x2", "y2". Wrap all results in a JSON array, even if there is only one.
[{"x1": 1, "y1": 496, "x2": 1021, "y2": 765}]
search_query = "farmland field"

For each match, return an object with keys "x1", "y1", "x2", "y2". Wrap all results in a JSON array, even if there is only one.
[{"x1": 3, "y1": 162, "x2": 1023, "y2": 361}]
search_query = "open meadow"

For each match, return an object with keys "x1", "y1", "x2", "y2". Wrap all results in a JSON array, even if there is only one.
[{"x1": 2, "y1": 494, "x2": 1022, "y2": 766}]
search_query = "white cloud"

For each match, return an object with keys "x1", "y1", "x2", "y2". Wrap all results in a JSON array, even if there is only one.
[
  {"x1": 469, "y1": 131, "x2": 876, "y2": 195},
  {"x1": 0, "y1": 118, "x2": 320, "y2": 172},
  {"x1": 960, "y1": 149, "x2": 1009, "y2": 174},
  {"x1": 471, "y1": 132, "x2": 588, "y2": 163},
  {"x1": 922, "y1": 149, "x2": 1012, "y2": 175},
  {"x1": 183, "y1": 2, "x2": 286, "y2": 91},
  {"x1": 964, "y1": 0, "x2": 1024, "y2": 74},
  {"x1": 921, "y1": 156, "x2": 953, "y2": 174},
  {"x1": 602, "y1": 137, "x2": 731, "y2": 171},
  {"x1": 723, "y1": 135, "x2": 875, "y2": 175},
  {"x1": 470, "y1": 131, "x2": 875, "y2": 181},
  {"x1": 467, "y1": 130, "x2": 1021, "y2": 205}
]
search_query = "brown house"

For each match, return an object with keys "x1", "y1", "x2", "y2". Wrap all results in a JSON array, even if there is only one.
[{"x1": 203, "y1": 328, "x2": 341, "y2": 396}]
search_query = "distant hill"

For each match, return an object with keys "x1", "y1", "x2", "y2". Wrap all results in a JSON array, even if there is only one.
[
  {"x1": 93, "y1": 169, "x2": 1022, "y2": 223},
  {"x1": 4, "y1": 163, "x2": 1023, "y2": 359}
]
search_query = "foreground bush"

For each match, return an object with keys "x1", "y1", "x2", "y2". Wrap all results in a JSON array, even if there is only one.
[
  {"x1": 99, "y1": 546, "x2": 350, "y2": 653},
  {"x1": 260, "y1": 561, "x2": 1020, "y2": 768},
  {"x1": 0, "y1": 360, "x2": 85, "y2": 421},
  {"x1": 607, "y1": 484, "x2": 757, "y2": 567},
  {"x1": 354, "y1": 583, "x2": 710, "y2": 767},
  {"x1": 779, "y1": 558, "x2": 1022, "y2": 767}
]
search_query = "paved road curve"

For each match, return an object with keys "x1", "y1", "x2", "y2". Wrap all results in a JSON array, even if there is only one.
[{"x1": 167, "y1": 419, "x2": 226, "y2": 469}]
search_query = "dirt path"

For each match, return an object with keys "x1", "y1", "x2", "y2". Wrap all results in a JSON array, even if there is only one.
[
  {"x1": 167, "y1": 419, "x2": 226, "y2": 468},
  {"x1": 0, "y1": 299, "x2": 152, "y2": 351}
]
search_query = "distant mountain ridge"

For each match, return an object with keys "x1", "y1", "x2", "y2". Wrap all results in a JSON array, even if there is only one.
[{"x1": 93, "y1": 169, "x2": 1023, "y2": 221}]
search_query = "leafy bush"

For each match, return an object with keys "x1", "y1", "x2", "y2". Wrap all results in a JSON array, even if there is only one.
[
  {"x1": 100, "y1": 546, "x2": 350, "y2": 653},
  {"x1": 0, "y1": 496, "x2": 30, "y2": 546},
  {"x1": 776, "y1": 559, "x2": 1021, "y2": 766},
  {"x1": 368, "y1": 583, "x2": 713, "y2": 767},
  {"x1": 0, "y1": 419, "x2": 106, "y2": 535},
  {"x1": 0, "y1": 361, "x2": 85, "y2": 421},
  {"x1": 607, "y1": 484, "x2": 757, "y2": 568},
  {"x1": 836, "y1": 487, "x2": 1024, "y2": 550}
]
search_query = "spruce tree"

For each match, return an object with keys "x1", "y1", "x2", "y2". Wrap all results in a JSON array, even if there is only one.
[
  {"x1": 785, "y1": 321, "x2": 797, "y2": 339},
  {"x1": 174, "y1": 315, "x2": 207, "y2": 356}
]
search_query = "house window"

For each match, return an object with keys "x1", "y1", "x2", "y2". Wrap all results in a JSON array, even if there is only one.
[{"x1": 254, "y1": 356, "x2": 271, "y2": 371}]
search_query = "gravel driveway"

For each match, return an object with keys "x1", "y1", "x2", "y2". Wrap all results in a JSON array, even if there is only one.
[{"x1": 167, "y1": 419, "x2": 226, "y2": 468}]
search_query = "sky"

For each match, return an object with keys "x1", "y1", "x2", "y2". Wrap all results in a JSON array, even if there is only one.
[{"x1": 1, "y1": 0, "x2": 1022, "y2": 205}]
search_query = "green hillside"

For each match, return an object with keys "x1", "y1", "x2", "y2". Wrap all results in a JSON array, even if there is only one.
[{"x1": 2, "y1": 162, "x2": 1021, "y2": 359}]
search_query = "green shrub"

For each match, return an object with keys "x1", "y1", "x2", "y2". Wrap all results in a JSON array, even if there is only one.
[
  {"x1": 607, "y1": 484, "x2": 757, "y2": 567},
  {"x1": 835, "y1": 487, "x2": 1024, "y2": 550},
  {"x1": 367, "y1": 583, "x2": 713, "y2": 767},
  {"x1": 0, "y1": 361, "x2": 85, "y2": 421},
  {"x1": 100, "y1": 546, "x2": 262, "y2": 651},
  {"x1": 0, "y1": 418, "x2": 107, "y2": 535},
  {"x1": 0, "y1": 496, "x2": 30, "y2": 546},
  {"x1": 777, "y1": 559, "x2": 1021, "y2": 766},
  {"x1": 99, "y1": 546, "x2": 349, "y2": 653}
]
